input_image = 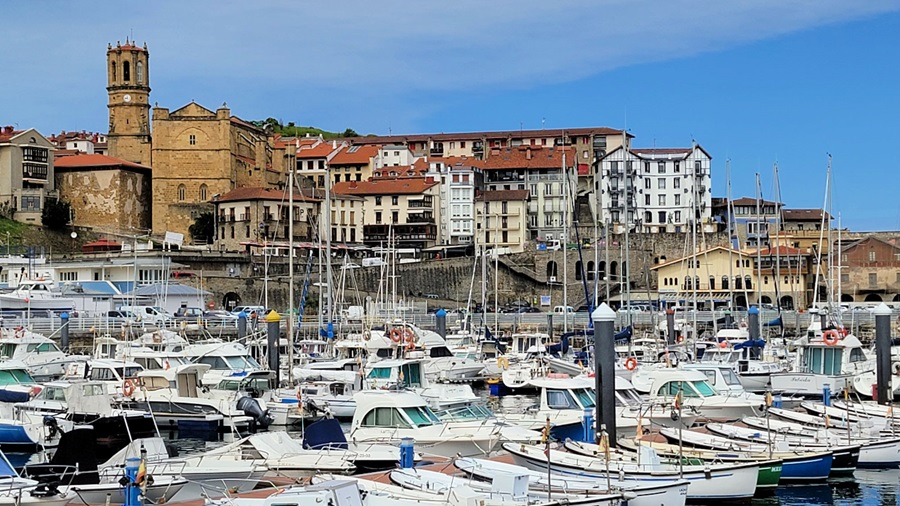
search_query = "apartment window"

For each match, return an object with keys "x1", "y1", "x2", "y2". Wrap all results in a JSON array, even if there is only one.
[
  {"x1": 544, "y1": 183, "x2": 552, "y2": 196},
  {"x1": 673, "y1": 178, "x2": 680, "y2": 189},
  {"x1": 22, "y1": 147, "x2": 48, "y2": 162},
  {"x1": 452, "y1": 174, "x2": 460, "y2": 183},
  {"x1": 245, "y1": 226, "x2": 250, "y2": 238},
  {"x1": 658, "y1": 195, "x2": 666, "y2": 206},
  {"x1": 462, "y1": 174, "x2": 470, "y2": 183},
  {"x1": 501, "y1": 201, "x2": 508, "y2": 214},
  {"x1": 658, "y1": 162, "x2": 665, "y2": 174},
  {"x1": 375, "y1": 211, "x2": 382, "y2": 224},
  {"x1": 674, "y1": 161, "x2": 680, "y2": 172},
  {"x1": 189, "y1": 134, "x2": 196, "y2": 145},
  {"x1": 317, "y1": 175, "x2": 324, "y2": 187},
  {"x1": 392, "y1": 211, "x2": 398, "y2": 223},
  {"x1": 869, "y1": 273, "x2": 878, "y2": 286},
  {"x1": 644, "y1": 178, "x2": 651, "y2": 189},
  {"x1": 644, "y1": 211, "x2": 652, "y2": 223},
  {"x1": 544, "y1": 214, "x2": 553, "y2": 226},
  {"x1": 610, "y1": 161, "x2": 619, "y2": 173},
  {"x1": 375, "y1": 196, "x2": 382, "y2": 205},
  {"x1": 658, "y1": 179, "x2": 666, "y2": 190},
  {"x1": 502, "y1": 231, "x2": 508, "y2": 243},
  {"x1": 695, "y1": 160, "x2": 701, "y2": 173},
  {"x1": 674, "y1": 211, "x2": 681, "y2": 222},
  {"x1": 841, "y1": 273, "x2": 850, "y2": 283},
  {"x1": 461, "y1": 141, "x2": 466, "y2": 148},
  {"x1": 868, "y1": 251, "x2": 876, "y2": 262},
  {"x1": 658, "y1": 211, "x2": 667, "y2": 223},
  {"x1": 530, "y1": 184, "x2": 538, "y2": 197},
  {"x1": 644, "y1": 162, "x2": 651, "y2": 173},
  {"x1": 318, "y1": 160, "x2": 325, "y2": 170},
  {"x1": 644, "y1": 195, "x2": 650, "y2": 206},
  {"x1": 392, "y1": 196, "x2": 399, "y2": 205},
  {"x1": 177, "y1": 184, "x2": 186, "y2": 201},
  {"x1": 334, "y1": 174, "x2": 340, "y2": 184},
  {"x1": 349, "y1": 211, "x2": 355, "y2": 225},
  {"x1": 674, "y1": 195, "x2": 681, "y2": 206},
  {"x1": 530, "y1": 215, "x2": 537, "y2": 227}
]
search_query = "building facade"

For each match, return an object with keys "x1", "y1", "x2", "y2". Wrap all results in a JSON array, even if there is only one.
[
  {"x1": 54, "y1": 153, "x2": 152, "y2": 232},
  {"x1": 653, "y1": 246, "x2": 760, "y2": 309},
  {"x1": 213, "y1": 187, "x2": 319, "y2": 252},
  {"x1": 475, "y1": 190, "x2": 529, "y2": 253},
  {"x1": 329, "y1": 144, "x2": 378, "y2": 184},
  {"x1": 838, "y1": 236, "x2": 900, "y2": 304},
  {"x1": 328, "y1": 193, "x2": 364, "y2": 245},
  {"x1": 596, "y1": 145, "x2": 713, "y2": 235},
  {"x1": 332, "y1": 177, "x2": 441, "y2": 249},
  {"x1": 425, "y1": 157, "x2": 483, "y2": 245},
  {"x1": 0, "y1": 127, "x2": 57, "y2": 223}
]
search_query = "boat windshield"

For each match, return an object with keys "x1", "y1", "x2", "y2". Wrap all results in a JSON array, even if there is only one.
[
  {"x1": 0, "y1": 344, "x2": 18, "y2": 358},
  {"x1": 805, "y1": 347, "x2": 843, "y2": 375},
  {"x1": 700, "y1": 350, "x2": 737, "y2": 363},
  {"x1": 435, "y1": 404, "x2": 494, "y2": 421},
  {"x1": 690, "y1": 380, "x2": 717, "y2": 397},
  {"x1": 26, "y1": 342, "x2": 61, "y2": 354},
  {"x1": 546, "y1": 389, "x2": 579, "y2": 410},
  {"x1": 659, "y1": 380, "x2": 717, "y2": 398},
  {"x1": 217, "y1": 376, "x2": 271, "y2": 392},
  {"x1": 615, "y1": 388, "x2": 643, "y2": 407},
  {"x1": 0, "y1": 368, "x2": 33, "y2": 385},
  {"x1": 572, "y1": 388, "x2": 596, "y2": 408},
  {"x1": 403, "y1": 406, "x2": 440, "y2": 427},
  {"x1": 367, "y1": 367, "x2": 391, "y2": 379},
  {"x1": 36, "y1": 386, "x2": 66, "y2": 401},
  {"x1": 720, "y1": 368, "x2": 742, "y2": 387}
]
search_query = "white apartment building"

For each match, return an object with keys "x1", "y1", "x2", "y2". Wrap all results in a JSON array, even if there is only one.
[
  {"x1": 425, "y1": 157, "x2": 483, "y2": 245},
  {"x1": 595, "y1": 145, "x2": 713, "y2": 234},
  {"x1": 375, "y1": 144, "x2": 417, "y2": 168}
]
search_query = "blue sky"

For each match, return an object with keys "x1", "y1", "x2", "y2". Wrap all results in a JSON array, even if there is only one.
[{"x1": 3, "y1": 1, "x2": 900, "y2": 230}]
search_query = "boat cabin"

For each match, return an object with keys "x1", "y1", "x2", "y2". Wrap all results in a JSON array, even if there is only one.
[
  {"x1": 352, "y1": 390, "x2": 441, "y2": 430},
  {"x1": 365, "y1": 359, "x2": 427, "y2": 389}
]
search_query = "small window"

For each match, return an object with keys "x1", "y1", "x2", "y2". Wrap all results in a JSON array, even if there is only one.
[
  {"x1": 123, "y1": 61, "x2": 130, "y2": 81},
  {"x1": 189, "y1": 134, "x2": 196, "y2": 145},
  {"x1": 199, "y1": 184, "x2": 208, "y2": 201},
  {"x1": 177, "y1": 184, "x2": 186, "y2": 201},
  {"x1": 136, "y1": 61, "x2": 144, "y2": 83}
]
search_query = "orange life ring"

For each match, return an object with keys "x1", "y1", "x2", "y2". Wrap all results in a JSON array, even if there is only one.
[
  {"x1": 625, "y1": 357, "x2": 638, "y2": 371},
  {"x1": 403, "y1": 328, "x2": 416, "y2": 343},
  {"x1": 676, "y1": 335, "x2": 685, "y2": 344},
  {"x1": 822, "y1": 330, "x2": 840, "y2": 346},
  {"x1": 14, "y1": 328, "x2": 24, "y2": 339},
  {"x1": 838, "y1": 327, "x2": 849, "y2": 337},
  {"x1": 406, "y1": 341, "x2": 415, "y2": 351},
  {"x1": 389, "y1": 328, "x2": 403, "y2": 343},
  {"x1": 123, "y1": 379, "x2": 135, "y2": 397}
]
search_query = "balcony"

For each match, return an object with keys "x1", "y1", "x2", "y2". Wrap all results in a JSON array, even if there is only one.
[
  {"x1": 408, "y1": 200, "x2": 433, "y2": 209},
  {"x1": 407, "y1": 214, "x2": 435, "y2": 224},
  {"x1": 430, "y1": 146, "x2": 444, "y2": 156},
  {"x1": 364, "y1": 223, "x2": 437, "y2": 242}
]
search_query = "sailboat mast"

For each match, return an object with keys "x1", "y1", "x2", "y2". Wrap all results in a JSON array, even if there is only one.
[
  {"x1": 324, "y1": 156, "x2": 334, "y2": 336},
  {"x1": 755, "y1": 173, "x2": 763, "y2": 310},
  {"x1": 562, "y1": 141, "x2": 568, "y2": 332},
  {"x1": 623, "y1": 131, "x2": 631, "y2": 326},
  {"x1": 287, "y1": 165, "x2": 295, "y2": 383},
  {"x1": 773, "y1": 163, "x2": 782, "y2": 311},
  {"x1": 726, "y1": 160, "x2": 734, "y2": 309}
]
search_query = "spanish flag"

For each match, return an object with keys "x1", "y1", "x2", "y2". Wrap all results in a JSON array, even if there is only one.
[
  {"x1": 599, "y1": 431, "x2": 610, "y2": 460},
  {"x1": 136, "y1": 459, "x2": 147, "y2": 488}
]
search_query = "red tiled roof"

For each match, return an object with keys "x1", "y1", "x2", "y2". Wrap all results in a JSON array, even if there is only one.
[
  {"x1": 234, "y1": 154, "x2": 256, "y2": 165},
  {"x1": 756, "y1": 246, "x2": 805, "y2": 256},
  {"x1": 415, "y1": 156, "x2": 485, "y2": 171},
  {"x1": 482, "y1": 146, "x2": 572, "y2": 170},
  {"x1": 340, "y1": 127, "x2": 628, "y2": 145},
  {"x1": 53, "y1": 149, "x2": 80, "y2": 157},
  {"x1": 109, "y1": 42, "x2": 147, "y2": 52},
  {"x1": 730, "y1": 197, "x2": 781, "y2": 206},
  {"x1": 477, "y1": 190, "x2": 530, "y2": 202},
  {"x1": 631, "y1": 148, "x2": 693, "y2": 156},
  {"x1": 296, "y1": 143, "x2": 336, "y2": 159},
  {"x1": 0, "y1": 128, "x2": 23, "y2": 143},
  {"x1": 229, "y1": 116, "x2": 263, "y2": 132},
  {"x1": 783, "y1": 208, "x2": 830, "y2": 221},
  {"x1": 332, "y1": 177, "x2": 438, "y2": 196},
  {"x1": 216, "y1": 186, "x2": 319, "y2": 204},
  {"x1": 330, "y1": 145, "x2": 380, "y2": 165},
  {"x1": 54, "y1": 153, "x2": 150, "y2": 171}
]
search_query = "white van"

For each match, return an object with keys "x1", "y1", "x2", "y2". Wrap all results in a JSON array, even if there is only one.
[
  {"x1": 119, "y1": 306, "x2": 171, "y2": 326},
  {"x1": 553, "y1": 306, "x2": 575, "y2": 314}
]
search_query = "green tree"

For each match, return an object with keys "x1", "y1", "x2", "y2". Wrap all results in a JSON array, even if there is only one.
[
  {"x1": 189, "y1": 212, "x2": 215, "y2": 244},
  {"x1": 41, "y1": 199, "x2": 71, "y2": 231},
  {"x1": 342, "y1": 128, "x2": 359, "y2": 137}
]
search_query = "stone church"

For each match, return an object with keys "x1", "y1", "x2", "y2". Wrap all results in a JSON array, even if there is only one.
[{"x1": 105, "y1": 40, "x2": 292, "y2": 239}]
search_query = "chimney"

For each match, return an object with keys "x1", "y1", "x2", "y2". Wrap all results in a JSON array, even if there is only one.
[
  {"x1": 526, "y1": 147, "x2": 532, "y2": 160},
  {"x1": 332, "y1": 140, "x2": 337, "y2": 149}
]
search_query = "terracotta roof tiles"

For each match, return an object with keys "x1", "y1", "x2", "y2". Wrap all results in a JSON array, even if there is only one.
[
  {"x1": 477, "y1": 189, "x2": 530, "y2": 202},
  {"x1": 482, "y1": 146, "x2": 572, "y2": 170},
  {"x1": 215, "y1": 186, "x2": 319, "y2": 204},
  {"x1": 53, "y1": 153, "x2": 150, "y2": 171},
  {"x1": 332, "y1": 177, "x2": 438, "y2": 196},
  {"x1": 330, "y1": 145, "x2": 380, "y2": 165}
]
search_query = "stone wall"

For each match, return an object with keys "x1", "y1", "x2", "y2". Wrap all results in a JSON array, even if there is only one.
[{"x1": 57, "y1": 168, "x2": 151, "y2": 231}]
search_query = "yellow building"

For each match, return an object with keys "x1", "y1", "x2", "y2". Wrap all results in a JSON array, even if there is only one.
[
  {"x1": 332, "y1": 177, "x2": 441, "y2": 249},
  {"x1": 653, "y1": 246, "x2": 758, "y2": 309},
  {"x1": 329, "y1": 194, "x2": 364, "y2": 245},
  {"x1": 475, "y1": 190, "x2": 529, "y2": 253}
]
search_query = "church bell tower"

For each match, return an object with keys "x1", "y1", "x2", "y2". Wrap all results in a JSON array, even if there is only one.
[{"x1": 107, "y1": 39, "x2": 151, "y2": 166}]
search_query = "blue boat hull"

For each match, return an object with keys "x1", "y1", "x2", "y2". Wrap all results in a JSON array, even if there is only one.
[
  {"x1": 781, "y1": 453, "x2": 833, "y2": 482},
  {"x1": 549, "y1": 422, "x2": 586, "y2": 442},
  {"x1": 0, "y1": 424, "x2": 37, "y2": 446}
]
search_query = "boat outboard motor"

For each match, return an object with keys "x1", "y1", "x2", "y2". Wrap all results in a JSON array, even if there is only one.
[{"x1": 236, "y1": 395, "x2": 272, "y2": 431}]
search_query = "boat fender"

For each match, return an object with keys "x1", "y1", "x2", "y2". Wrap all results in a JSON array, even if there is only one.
[
  {"x1": 892, "y1": 362, "x2": 900, "y2": 376},
  {"x1": 29, "y1": 483, "x2": 60, "y2": 498},
  {"x1": 704, "y1": 466, "x2": 712, "y2": 480},
  {"x1": 670, "y1": 410, "x2": 679, "y2": 422}
]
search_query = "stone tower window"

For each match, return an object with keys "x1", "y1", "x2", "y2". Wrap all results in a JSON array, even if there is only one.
[
  {"x1": 136, "y1": 62, "x2": 143, "y2": 83},
  {"x1": 178, "y1": 184, "x2": 186, "y2": 201},
  {"x1": 110, "y1": 61, "x2": 117, "y2": 83},
  {"x1": 199, "y1": 184, "x2": 208, "y2": 201},
  {"x1": 123, "y1": 61, "x2": 130, "y2": 82},
  {"x1": 189, "y1": 135, "x2": 196, "y2": 145}
]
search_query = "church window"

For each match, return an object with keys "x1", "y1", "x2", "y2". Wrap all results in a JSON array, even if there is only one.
[
  {"x1": 189, "y1": 135, "x2": 196, "y2": 145},
  {"x1": 110, "y1": 62, "x2": 117, "y2": 83},
  {"x1": 178, "y1": 184, "x2": 186, "y2": 202},
  {"x1": 123, "y1": 61, "x2": 130, "y2": 82},
  {"x1": 199, "y1": 184, "x2": 208, "y2": 201},
  {"x1": 136, "y1": 62, "x2": 143, "y2": 83}
]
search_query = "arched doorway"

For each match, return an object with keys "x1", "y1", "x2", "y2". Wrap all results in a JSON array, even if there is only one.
[
  {"x1": 735, "y1": 295, "x2": 748, "y2": 309},
  {"x1": 546, "y1": 261, "x2": 558, "y2": 279},
  {"x1": 760, "y1": 295, "x2": 772, "y2": 304},
  {"x1": 610, "y1": 261, "x2": 618, "y2": 280},
  {"x1": 598, "y1": 261, "x2": 606, "y2": 280},
  {"x1": 841, "y1": 294, "x2": 854, "y2": 302},
  {"x1": 864, "y1": 293, "x2": 883, "y2": 302},
  {"x1": 223, "y1": 292, "x2": 241, "y2": 310},
  {"x1": 780, "y1": 295, "x2": 794, "y2": 310},
  {"x1": 575, "y1": 261, "x2": 583, "y2": 281},
  {"x1": 587, "y1": 261, "x2": 595, "y2": 281}
]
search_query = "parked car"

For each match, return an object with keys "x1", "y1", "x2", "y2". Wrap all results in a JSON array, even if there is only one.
[
  {"x1": 230, "y1": 305, "x2": 266, "y2": 317},
  {"x1": 516, "y1": 306, "x2": 542, "y2": 314},
  {"x1": 119, "y1": 305, "x2": 171, "y2": 326},
  {"x1": 553, "y1": 306, "x2": 575, "y2": 314},
  {"x1": 203, "y1": 309, "x2": 238, "y2": 327},
  {"x1": 106, "y1": 310, "x2": 138, "y2": 325}
]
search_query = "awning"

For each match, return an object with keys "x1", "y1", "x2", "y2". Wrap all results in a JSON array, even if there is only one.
[
  {"x1": 608, "y1": 292, "x2": 659, "y2": 302},
  {"x1": 421, "y1": 244, "x2": 471, "y2": 253},
  {"x1": 659, "y1": 292, "x2": 735, "y2": 302}
]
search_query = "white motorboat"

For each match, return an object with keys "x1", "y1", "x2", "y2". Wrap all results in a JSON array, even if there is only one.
[
  {"x1": 348, "y1": 390, "x2": 507, "y2": 457},
  {"x1": 631, "y1": 368, "x2": 762, "y2": 420},
  {"x1": 454, "y1": 457, "x2": 690, "y2": 506},
  {"x1": 0, "y1": 276, "x2": 74, "y2": 312},
  {"x1": 503, "y1": 442, "x2": 759, "y2": 500},
  {"x1": 0, "y1": 331, "x2": 79, "y2": 381},
  {"x1": 200, "y1": 431, "x2": 356, "y2": 478},
  {"x1": 180, "y1": 340, "x2": 264, "y2": 386}
]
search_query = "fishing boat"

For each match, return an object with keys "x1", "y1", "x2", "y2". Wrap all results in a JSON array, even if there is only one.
[
  {"x1": 454, "y1": 457, "x2": 690, "y2": 506},
  {"x1": 502, "y1": 442, "x2": 760, "y2": 500},
  {"x1": 769, "y1": 323, "x2": 868, "y2": 397}
]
